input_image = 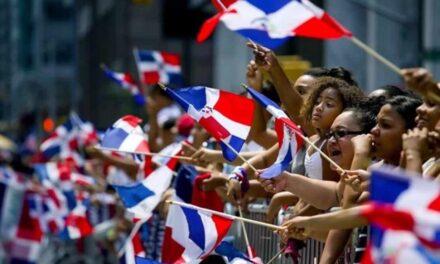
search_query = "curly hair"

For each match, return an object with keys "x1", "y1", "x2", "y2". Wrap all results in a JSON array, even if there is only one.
[{"x1": 301, "y1": 77, "x2": 365, "y2": 121}]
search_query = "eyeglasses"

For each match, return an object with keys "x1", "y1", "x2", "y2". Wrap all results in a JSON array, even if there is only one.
[{"x1": 326, "y1": 130, "x2": 365, "y2": 140}]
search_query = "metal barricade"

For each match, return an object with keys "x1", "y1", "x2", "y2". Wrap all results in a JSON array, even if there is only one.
[{"x1": 226, "y1": 203, "x2": 325, "y2": 263}]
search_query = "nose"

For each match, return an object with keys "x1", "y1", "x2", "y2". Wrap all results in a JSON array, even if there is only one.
[
  {"x1": 371, "y1": 125, "x2": 380, "y2": 137},
  {"x1": 416, "y1": 103, "x2": 427, "y2": 117},
  {"x1": 314, "y1": 102, "x2": 323, "y2": 113}
]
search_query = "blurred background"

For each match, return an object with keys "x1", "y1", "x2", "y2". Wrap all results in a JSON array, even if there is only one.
[{"x1": 0, "y1": 0, "x2": 439, "y2": 136}]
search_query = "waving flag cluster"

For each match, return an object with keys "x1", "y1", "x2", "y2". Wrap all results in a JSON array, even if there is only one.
[
  {"x1": 134, "y1": 49, "x2": 183, "y2": 86},
  {"x1": 165, "y1": 86, "x2": 254, "y2": 162},
  {"x1": 361, "y1": 168, "x2": 440, "y2": 263},
  {"x1": 40, "y1": 112, "x2": 97, "y2": 162},
  {"x1": 102, "y1": 65, "x2": 145, "y2": 106},
  {"x1": 161, "y1": 200, "x2": 233, "y2": 263},
  {"x1": 198, "y1": 0, "x2": 352, "y2": 49},
  {"x1": 246, "y1": 86, "x2": 304, "y2": 179},
  {"x1": 59, "y1": 196, "x2": 93, "y2": 240}
]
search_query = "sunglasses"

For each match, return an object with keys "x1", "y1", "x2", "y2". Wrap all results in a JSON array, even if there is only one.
[{"x1": 326, "y1": 130, "x2": 365, "y2": 140}]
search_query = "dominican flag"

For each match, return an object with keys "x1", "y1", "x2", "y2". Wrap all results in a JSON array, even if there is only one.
[
  {"x1": 161, "y1": 200, "x2": 233, "y2": 263},
  {"x1": 211, "y1": 0, "x2": 236, "y2": 12},
  {"x1": 133, "y1": 49, "x2": 183, "y2": 86},
  {"x1": 27, "y1": 187, "x2": 69, "y2": 235},
  {"x1": 198, "y1": 0, "x2": 352, "y2": 49},
  {"x1": 360, "y1": 168, "x2": 440, "y2": 263},
  {"x1": 102, "y1": 65, "x2": 145, "y2": 106},
  {"x1": 112, "y1": 157, "x2": 175, "y2": 218},
  {"x1": 246, "y1": 87, "x2": 303, "y2": 179},
  {"x1": 40, "y1": 112, "x2": 97, "y2": 161},
  {"x1": 33, "y1": 162, "x2": 95, "y2": 189},
  {"x1": 40, "y1": 117, "x2": 76, "y2": 159},
  {"x1": 60, "y1": 192, "x2": 93, "y2": 240},
  {"x1": 9, "y1": 191, "x2": 44, "y2": 264},
  {"x1": 165, "y1": 86, "x2": 254, "y2": 162},
  {"x1": 101, "y1": 115, "x2": 150, "y2": 154}
]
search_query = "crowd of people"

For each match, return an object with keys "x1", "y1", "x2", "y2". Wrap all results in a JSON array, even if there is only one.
[{"x1": 1, "y1": 41, "x2": 440, "y2": 264}]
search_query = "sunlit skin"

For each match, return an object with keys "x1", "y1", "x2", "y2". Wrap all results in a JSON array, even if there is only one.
[
  {"x1": 416, "y1": 97, "x2": 440, "y2": 130},
  {"x1": 293, "y1": 75, "x2": 316, "y2": 100},
  {"x1": 327, "y1": 111, "x2": 364, "y2": 170},
  {"x1": 371, "y1": 104, "x2": 407, "y2": 165}
]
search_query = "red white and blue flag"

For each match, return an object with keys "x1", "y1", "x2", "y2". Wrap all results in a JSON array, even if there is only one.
[
  {"x1": 101, "y1": 115, "x2": 150, "y2": 154},
  {"x1": 161, "y1": 200, "x2": 233, "y2": 263},
  {"x1": 133, "y1": 49, "x2": 183, "y2": 86},
  {"x1": 33, "y1": 162, "x2": 95, "y2": 189},
  {"x1": 27, "y1": 187, "x2": 69, "y2": 235},
  {"x1": 8, "y1": 191, "x2": 44, "y2": 264},
  {"x1": 360, "y1": 168, "x2": 440, "y2": 263},
  {"x1": 165, "y1": 86, "x2": 254, "y2": 162},
  {"x1": 112, "y1": 156, "x2": 176, "y2": 219},
  {"x1": 246, "y1": 87, "x2": 304, "y2": 178},
  {"x1": 59, "y1": 194, "x2": 93, "y2": 240},
  {"x1": 198, "y1": 0, "x2": 352, "y2": 49},
  {"x1": 102, "y1": 65, "x2": 145, "y2": 106},
  {"x1": 40, "y1": 112, "x2": 97, "y2": 161}
]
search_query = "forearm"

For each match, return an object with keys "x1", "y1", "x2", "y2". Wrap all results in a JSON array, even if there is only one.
[
  {"x1": 284, "y1": 173, "x2": 339, "y2": 210},
  {"x1": 147, "y1": 116, "x2": 160, "y2": 152},
  {"x1": 319, "y1": 229, "x2": 352, "y2": 264},
  {"x1": 99, "y1": 153, "x2": 139, "y2": 179},
  {"x1": 405, "y1": 151, "x2": 424, "y2": 174},
  {"x1": 268, "y1": 59, "x2": 303, "y2": 120}
]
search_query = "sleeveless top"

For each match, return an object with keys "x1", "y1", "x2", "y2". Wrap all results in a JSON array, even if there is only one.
[{"x1": 304, "y1": 139, "x2": 327, "y2": 180}]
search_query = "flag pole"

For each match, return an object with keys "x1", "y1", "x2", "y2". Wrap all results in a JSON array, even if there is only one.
[
  {"x1": 238, "y1": 207, "x2": 254, "y2": 258},
  {"x1": 166, "y1": 200, "x2": 284, "y2": 230},
  {"x1": 117, "y1": 218, "x2": 148, "y2": 258},
  {"x1": 220, "y1": 138, "x2": 259, "y2": 173},
  {"x1": 266, "y1": 248, "x2": 284, "y2": 264},
  {"x1": 241, "y1": 84, "x2": 345, "y2": 175},
  {"x1": 95, "y1": 146, "x2": 194, "y2": 162},
  {"x1": 348, "y1": 36, "x2": 402, "y2": 76},
  {"x1": 157, "y1": 83, "x2": 259, "y2": 173}
]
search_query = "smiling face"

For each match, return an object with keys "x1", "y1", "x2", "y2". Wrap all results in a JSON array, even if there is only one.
[
  {"x1": 311, "y1": 88, "x2": 344, "y2": 132},
  {"x1": 327, "y1": 111, "x2": 363, "y2": 170},
  {"x1": 416, "y1": 97, "x2": 440, "y2": 130},
  {"x1": 370, "y1": 104, "x2": 407, "y2": 164}
]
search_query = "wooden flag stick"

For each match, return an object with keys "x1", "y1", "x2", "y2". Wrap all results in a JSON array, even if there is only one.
[
  {"x1": 95, "y1": 146, "x2": 194, "y2": 162},
  {"x1": 241, "y1": 83, "x2": 345, "y2": 175},
  {"x1": 349, "y1": 36, "x2": 402, "y2": 76},
  {"x1": 166, "y1": 200, "x2": 284, "y2": 230},
  {"x1": 238, "y1": 207, "x2": 253, "y2": 258},
  {"x1": 267, "y1": 248, "x2": 284, "y2": 264},
  {"x1": 220, "y1": 139, "x2": 259, "y2": 173}
]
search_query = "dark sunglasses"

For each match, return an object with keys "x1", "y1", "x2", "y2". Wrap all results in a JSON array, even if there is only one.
[{"x1": 326, "y1": 130, "x2": 365, "y2": 140}]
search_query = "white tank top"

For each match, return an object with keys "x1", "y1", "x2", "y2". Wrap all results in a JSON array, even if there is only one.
[{"x1": 304, "y1": 139, "x2": 327, "y2": 180}]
